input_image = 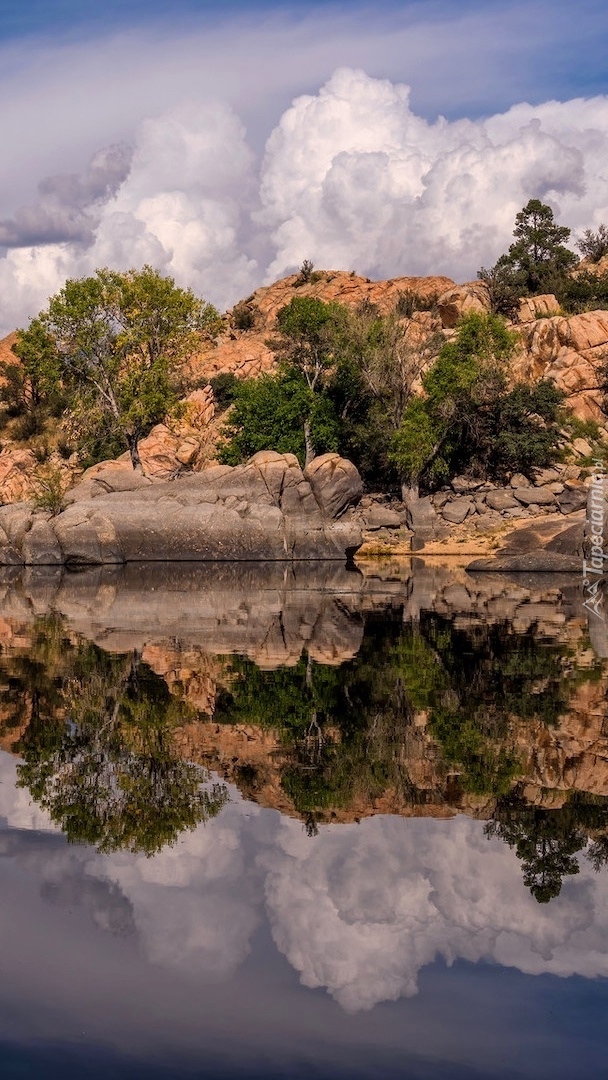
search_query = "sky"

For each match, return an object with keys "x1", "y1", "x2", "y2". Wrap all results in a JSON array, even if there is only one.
[{"x1": 0, "y1": 0, "x2": 608, "y2": 334}]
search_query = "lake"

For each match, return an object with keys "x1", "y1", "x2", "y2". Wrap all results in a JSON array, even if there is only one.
[{"x1": 0, "y1": 560, "x2": 607, "y2": 1079}]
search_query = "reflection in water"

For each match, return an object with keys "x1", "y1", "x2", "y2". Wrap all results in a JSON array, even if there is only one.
[
  {"x1": 214, "y1": 612, "x2": 608, "y2": 902},
  {"x1": 1, "y1": 566, "x2": 608, "y2": 1075},
  {"x1": 3, "y1": 619, "x2": 227, "y2": 854},
  {"x1": 0, "y1": 566, "x2": 607, "y2": 902}
]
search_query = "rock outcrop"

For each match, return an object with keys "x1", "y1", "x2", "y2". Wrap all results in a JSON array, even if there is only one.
[
  {"x1": 436, "y1": 281, "x2": 491, "y2": 328},
  {"x1": 514, "y1": 309, "x2": 608, "y2": 421},
  {"x1": 0, "y1": 451, "x2": 363, "y2": 565}
]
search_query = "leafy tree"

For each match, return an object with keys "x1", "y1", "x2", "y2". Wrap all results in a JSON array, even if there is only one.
[
  {"x1": 487, "y1": 794, "x2": 608, "y2": 903},
  {"x1": 487, "y1": 801, "x2": 582, "y2": 902},
  {"x1": 222, "y1": 298, "x2": 438, "y2": 485},
  {"x1": 271, "y1": 296, "x2": 349, "y2": 464},
  {"x1": 479, "y1": 199, "x2": 578, "y2": 306},
  {"x1": 0, "y1": 318, "x2": 66, "y2": 437},
  {"x1": 390, "y1": 313, "x2": 519, "y2": 495},
  {"x1": 577, "y1": 224, "x2": 608, "y2": 263},
  {"x1": 490, "y1": 381, "x2": 566, "y2": 476},
  {"x1": 13, "y1": 266, "x2": 220, "y2": 470},
  {"x1": 217, "y1": 365, "x2": 341, "y2": 466}
]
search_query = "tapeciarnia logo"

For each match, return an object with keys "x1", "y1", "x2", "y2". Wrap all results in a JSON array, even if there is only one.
[{"x1": 583, "y1": 460, "x2": 606, "y2": 621}]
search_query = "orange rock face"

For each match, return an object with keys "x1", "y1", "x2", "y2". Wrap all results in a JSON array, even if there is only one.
[
  {"x1": 188, "y1": 271, "x2": 453, "y2": 384},
  {"x1": 0, "y1": 448, "x2": 39, "y2": 503},
  {"x1": 517, "y1": 294, "x2": 561, "y2": 322},
  {"x1": 436, "y1": 281, "x2": 491, "y2": 328},
  {"x1": 236, "y1": 270, "x2": 455, "y2": 333},
  {"x1": 514, "y1": 309, "x2": 608, "y2": 421}
]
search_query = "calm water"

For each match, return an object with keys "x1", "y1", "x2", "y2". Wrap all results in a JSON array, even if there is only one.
[{"x1": 1, "y1": 561, "x2": 608, "y2": 1079}]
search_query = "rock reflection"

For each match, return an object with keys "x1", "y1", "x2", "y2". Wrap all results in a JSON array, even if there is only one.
[{"x1": 0, "y1": 562, "x2": 607, "y2": 903}]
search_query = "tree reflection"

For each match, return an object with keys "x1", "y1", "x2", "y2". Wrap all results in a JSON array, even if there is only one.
[
  {"x1": 487, "y1": 793, "x2": 608, "y2": 903},
  {"x1": 1, "y1": 621, "x2": 227, "y2": 855},
  {"x1": 2, "y1": 605, "x2": 608, "y2": 902},
  {"x1": 215, "y1": 611, "x2": 602, "y2": 821}
]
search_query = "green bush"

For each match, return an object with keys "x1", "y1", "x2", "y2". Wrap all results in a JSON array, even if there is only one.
[
  {"x1": 560, "y1": 270, "x2": 608, "y2": 314},
  {"x1": 31, "y1": 466, "x2": 66, "y2": 515},
  {"x1": 209, "y1": 372, "x2": 239, "y2": 412},
  {"x1": 232, "y1": 302, "x2": 255, "y2": 331},
  {"x1": 577, "y1": 224, "x2": 608, "y2": 263},
  {"x1": 218, "y1": 367, "x2": 340, "y2": 467},
  {"x1": 390, "y1": 314, "x2": 564, "y2": 491}
]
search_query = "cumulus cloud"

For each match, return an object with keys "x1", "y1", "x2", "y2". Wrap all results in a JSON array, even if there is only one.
[
  {"x1": 1, "y1": 67, "x2": 608, "y2": 334},
  {"x1": 0, "y1": 142, "x2": 132, "y2": 248},
  {"x1": 259, "y1": 68, "x2": 608, "y2": 284},
  {"x1": 0, "y1": 99, "x2": 260, "y2": 327},
  {"x1": 261, "y1": 814, "x2": 608, "y2": 1012}
]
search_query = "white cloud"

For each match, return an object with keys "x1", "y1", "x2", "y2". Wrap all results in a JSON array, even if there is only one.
[
  {"x1": 259, "y1": 69, "x2": 608, "y2": 284},
  {"x1": 1, "y1": 64, "x2": 608, "y2": 334}
]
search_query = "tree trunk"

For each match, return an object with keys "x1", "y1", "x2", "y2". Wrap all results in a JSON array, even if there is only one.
[
  {"x1": 401, "y1": 480, "x2": 419, "y2": 505},
  {"x1": 304, "y1": 418, "x2": 315, "y2": 468},
  {"x1": 127, "y1": 433, "x2": 143, "y2": 472}
]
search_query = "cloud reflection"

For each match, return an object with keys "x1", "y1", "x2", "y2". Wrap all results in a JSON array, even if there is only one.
[{"x1": 2, "y1": 750, "x2": 608, "y2": 1016}]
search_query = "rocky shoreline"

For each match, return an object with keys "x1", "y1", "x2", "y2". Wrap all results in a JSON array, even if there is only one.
[{"x1": 0, "y1": 451, "x2": 364, "y2": 565}]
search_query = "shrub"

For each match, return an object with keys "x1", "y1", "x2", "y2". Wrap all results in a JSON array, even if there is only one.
[
  {"x1": 31, "y1": 439, "x2": 51, "y2": 464},
  {"x1": 57, "y1": 436, "x2": 75, "y2": 461},
  {"x1": 394, "y1": 290, "x2": 437, "y2": 318},
  {"x1": 31, "y1": 465, "x2": 67, "y2": 515},
  {"x1": 577, "y1": 225, "x2": 608, "y2": 263},
  {"x1": 209, "y1": 372, "x2": 239, "y2": 412},
  {"x1": 560, "y1": 270, "x2": 608, "y2": 314},
  {"x1": 295, "y1": 259, "x2": 315, "y2": 285},
  {"x1": 232, "y1": 302, "x2": 256, "y2": 331}
]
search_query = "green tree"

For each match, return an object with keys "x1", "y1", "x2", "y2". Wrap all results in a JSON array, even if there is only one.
[
  {"x1": 222, "y1": 298, "x2": 438, "y2": 484},
  {"x1": 390, "y1": 313, "x2": 519, "y2": 496},
  {"x1": 272, "y1": 296, "x2": 349, "y2": 464},
  {"x1": 14, "y1": 266, "x2": 220, "y2": 470},
  {"x1": 486, "y1": 794, "x2": 608, "y2": 903},
  {"x1": 217, "y1": 365, "x2": 341, "y2": 467},
  {"x1": 479, "y1": 198, "x2": 578, "y2": 304},
  {"x1": 577, "y1": 224, "x2": 608, "y2": 263},
  {"x1": 3, "y1": 317, "x2": 64, "y2": 416}
]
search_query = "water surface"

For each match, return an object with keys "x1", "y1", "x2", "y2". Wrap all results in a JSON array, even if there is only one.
[{"x1": 0, "y1": 561, "x2": 607, "y2": 1078}]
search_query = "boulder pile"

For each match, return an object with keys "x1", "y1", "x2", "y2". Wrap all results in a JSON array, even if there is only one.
[
  {"x1": 428, "y1": 464, "x2": 587, "y2": 535},
  {"x1": 0, "y1": 452, "x2": 363, "y2": 566}
]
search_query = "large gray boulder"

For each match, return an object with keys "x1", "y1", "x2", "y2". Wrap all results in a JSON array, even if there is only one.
[{"x1": 0, "y1": 451, "x2": 363, "y2": 565}]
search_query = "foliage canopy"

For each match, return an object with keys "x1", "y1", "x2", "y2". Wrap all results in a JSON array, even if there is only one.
[{"x1": 10, "y1": 266, "x2": 220, "y2": 469}]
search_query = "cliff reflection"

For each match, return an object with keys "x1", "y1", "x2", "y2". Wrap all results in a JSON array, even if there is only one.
[{"x1": 0, "y1": 564, "x2": 607, "y2": 903}]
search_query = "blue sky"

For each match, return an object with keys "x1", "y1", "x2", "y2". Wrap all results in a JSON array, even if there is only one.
[
  {"x1": 0, "y1": 0, "x2": 607, "y2": 329},
  {"x1": 2, "y1": 0, "x2": 608, "y2": 116}
]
